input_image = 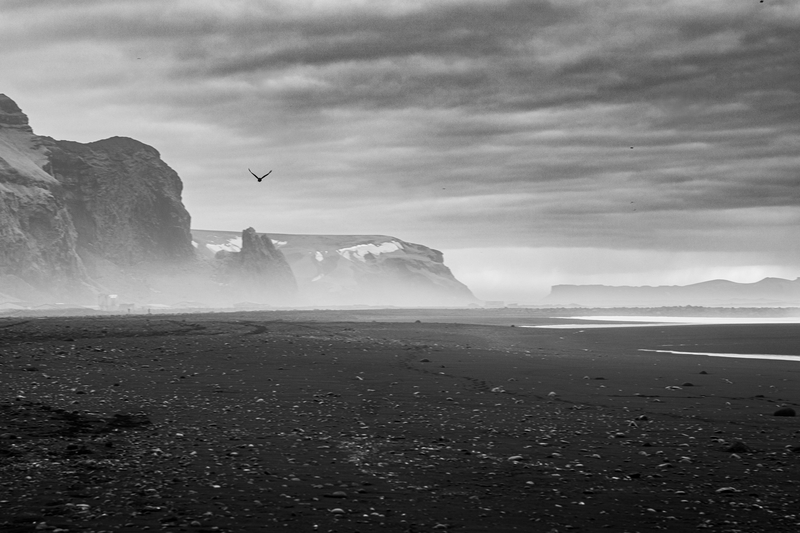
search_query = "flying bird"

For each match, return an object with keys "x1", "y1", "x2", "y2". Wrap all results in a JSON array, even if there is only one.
[{"x1": 249, "y1": 169, "x2": 272, "y2": 182}]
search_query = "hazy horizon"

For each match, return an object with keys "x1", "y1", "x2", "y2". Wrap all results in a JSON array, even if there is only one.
[{"x1": 3, "y1": 0, "x2": 799, "y2": 303}]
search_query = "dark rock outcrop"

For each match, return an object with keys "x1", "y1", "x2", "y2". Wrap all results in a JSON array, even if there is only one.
[
  {"x1": 213, "y1": 227, "x2": 297, "y2": 304},
  {"x1": 239, "y1": 227, "x2": 297, "y2": 286},
  {"x1": 0, "y1": 94, "x2": 33, "y2": 131}
]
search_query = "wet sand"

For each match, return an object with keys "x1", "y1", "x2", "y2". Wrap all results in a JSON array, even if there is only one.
[{"x1": 1, "y1": 310, "x2": 799, "y2": 532}]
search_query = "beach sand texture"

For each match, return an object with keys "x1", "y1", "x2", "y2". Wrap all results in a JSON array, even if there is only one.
[{"x1": 1, "y1": 310, "x2": 798, "y2": 532}]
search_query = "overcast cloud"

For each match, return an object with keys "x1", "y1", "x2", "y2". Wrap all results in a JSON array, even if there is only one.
[{"x1": 2, "y1": 0, "x2": 798, "y2": 301}]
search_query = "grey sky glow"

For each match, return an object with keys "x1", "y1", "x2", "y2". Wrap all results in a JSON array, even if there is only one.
[{"x1": 2, "y1": 0, "x2": 798, "y2": 302}]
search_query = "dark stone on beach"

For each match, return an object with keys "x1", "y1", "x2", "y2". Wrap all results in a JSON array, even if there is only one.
[
  {"x1": 773, "y1": 407, "x2": 796, "y2": 417},
  {"x1": 682, "y1": 382, "x2": 694, "y2": 387},
  {"x1": 699, "y1": 371, "x2": 708, "y2": 374},
  {"x1": 726, "y1": 441, "x2": 752, "y2": 453},
  {"x1": 419, "y1": 358, "x2": 431, "y2": 363}
]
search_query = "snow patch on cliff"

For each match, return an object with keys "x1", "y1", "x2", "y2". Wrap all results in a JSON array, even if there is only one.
[
  {"x1": 337, "y1": 241, "x2": 403, "y2": 262},
  {"x1": 206, "y1": 237, "x2": 242, "y2": 253}
]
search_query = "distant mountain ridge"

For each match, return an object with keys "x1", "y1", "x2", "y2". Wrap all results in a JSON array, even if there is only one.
[{"x1": 547, "y1": 277, "x2": 800, "y2": 307}]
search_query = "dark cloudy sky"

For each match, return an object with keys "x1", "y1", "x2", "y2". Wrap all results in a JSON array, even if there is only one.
[{"x1": 2, "y1": 0, "x2": 799, "y2": 302}]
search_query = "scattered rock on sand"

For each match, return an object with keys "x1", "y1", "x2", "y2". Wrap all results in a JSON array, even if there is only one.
[
  {"x1": 3, "y1": 311, "x2": 800, "y2": 533},
  {"x1": 726, "y1": 441, "x2": 752, "y2": 453}
]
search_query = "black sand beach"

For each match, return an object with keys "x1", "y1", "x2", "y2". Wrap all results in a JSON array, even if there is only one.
[{"x1": 1, "y1": 310, "x2": 799, "y2": 532}]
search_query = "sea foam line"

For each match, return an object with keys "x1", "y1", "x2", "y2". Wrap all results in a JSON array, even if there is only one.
[
  {"x1": 526, "y1": 316, "x2": 800, "y2": 329},
  {"x1": 638, "y1": 349, "x2": 800, "y2": 362}
]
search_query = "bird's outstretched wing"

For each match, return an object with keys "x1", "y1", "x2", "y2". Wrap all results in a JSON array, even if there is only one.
[{"x1": 248, "y1": 168, "x2": 272, "y2": 182}]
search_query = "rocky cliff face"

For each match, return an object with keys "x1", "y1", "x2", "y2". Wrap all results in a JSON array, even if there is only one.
[
  {"x1": 193, "y1": 230, "x2": 475, "y2": 307},
  {"x1": 48, "y1": 137, "x2": 194, "y2": 266},
  {"x1": 0, "y1": 94, "x2": 199, "y2": 306},
  {"x1": 0, "y1": 95, "x2": 89, "y2": 303}
]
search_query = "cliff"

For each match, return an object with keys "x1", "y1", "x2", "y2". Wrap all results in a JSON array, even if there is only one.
[
  {"x1": 192, "y1": 230, "x2": 476, "y2": 307},
  {"x1": 0, "y1": 95, "x2": 89, "y2": 303},
  {"x1": 48, "y1": 136, "x2": 194, "y2": 266},
  {"x1": 0, "y1": 94, "x2": 200, "y2": 306}
]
